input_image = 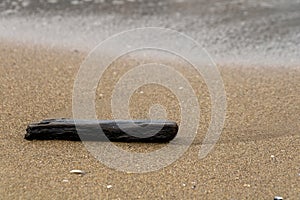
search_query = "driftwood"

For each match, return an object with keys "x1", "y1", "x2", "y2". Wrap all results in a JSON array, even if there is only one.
[{"x1": 25, "y1": 118, "x2": 178, "y2": 143}]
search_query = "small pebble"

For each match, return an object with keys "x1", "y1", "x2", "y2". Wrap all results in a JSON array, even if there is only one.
[
  {"x1": 62, "y1": 179, "x2": 69, "y2": 183},
  {"x1": 271, "y1": 155, "x2": 275, "y2": 158},
  {"x1": 182, "y1": 183, "x2": 186, "y2": 187},
  {"x1": 243, "y1": 184, "x2": 250, "y2": 187},
  {"x1": 107, "y1": 185, "x2": 112, "y2": 189},
  {"x1": 274, "y1": 196, "x2": 283, "y2": 200},
  {"x1": 70, "y1": 169, "x2": 86, "y2": 175}
]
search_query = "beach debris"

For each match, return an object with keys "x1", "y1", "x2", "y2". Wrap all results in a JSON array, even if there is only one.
[
  {"x1": 274, "y1": 196, "x2": 283, "y2": 200},
  {"x1": 270, "y1": 155, "x2": 277, "y2": 162},
  {"x1": 243, "y1": 184, "x2": 250, "y2": 187},
  {"x1": 106, "y1": 185, "x2": 112, "y2": 189},
  {"x1": 62, "y1": 179, "x2": 69, "y2": 183},
  {"x1": 70, "y1": 169, "x2": 86, "y2": 175},
  {"x1": 25, "y1": 118, "x2": 178, "y2": 143},
  {"x1": 191, "y1": 181, "x2": 197, "y2": 189}
]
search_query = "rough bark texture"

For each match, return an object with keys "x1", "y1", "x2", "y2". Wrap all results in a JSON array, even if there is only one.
[{"x1": 25, "y1": 118, "x2": 178, "y2": 143}]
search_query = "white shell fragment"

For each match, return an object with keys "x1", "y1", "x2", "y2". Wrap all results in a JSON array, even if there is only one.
[
  {"x1": 274, "y1": 196, "x2": 283, "y2": 200},
  {"x1": 70, "y1": 169, "x2": 86, "y2": 174},
  {"x1": 106, "y1": 185, "x2": 112, "y2": 189}
]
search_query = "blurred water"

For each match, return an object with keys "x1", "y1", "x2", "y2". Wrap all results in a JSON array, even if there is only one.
[{"x1": 0, "y1": 0, "x2": 300, "y2": 65}]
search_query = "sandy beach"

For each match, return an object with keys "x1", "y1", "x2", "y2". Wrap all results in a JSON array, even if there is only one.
[
  {"x1": 1, "y1": 1, "x2": 300, "y2": 199},
  {"x1": 0, "y1": 40, "x2": 299, "y2": 199}
]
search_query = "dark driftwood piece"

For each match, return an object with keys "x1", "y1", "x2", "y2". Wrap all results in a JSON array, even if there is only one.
[{"x1": 25, "y1": 118, "x2": 178, "y2": 143}]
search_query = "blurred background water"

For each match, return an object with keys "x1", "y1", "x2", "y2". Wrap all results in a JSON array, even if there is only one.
[{"x1": 0, "y1": 0, "x2": 300, "y2": 65}]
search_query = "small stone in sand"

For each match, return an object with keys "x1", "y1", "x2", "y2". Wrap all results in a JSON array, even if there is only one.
[
  {"x1": 107, "y1": 185, "x2": 112, "y2": 189},
  {"x1": 70, "y1": 170, "x2": 86, "y2": 175}
]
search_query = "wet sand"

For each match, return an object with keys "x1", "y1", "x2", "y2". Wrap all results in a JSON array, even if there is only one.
[{"x1": 0, "y1": 41, "x2": 299, "y2": 199}]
